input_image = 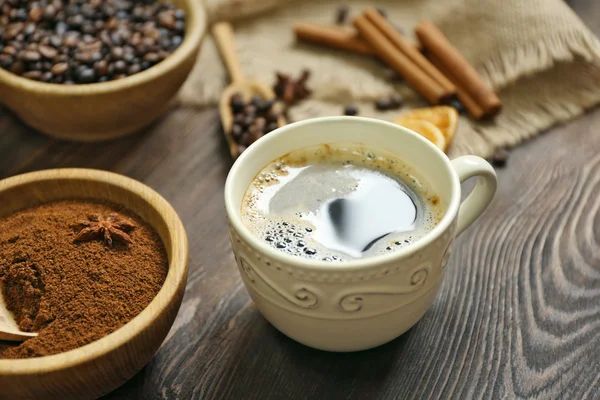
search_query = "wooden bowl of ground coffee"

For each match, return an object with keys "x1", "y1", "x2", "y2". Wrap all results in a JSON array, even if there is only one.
[
  {"x1": 0, "y1": 169, "x2": 188, "y2": 399},
  {"x1": 0, "y1": 0, "x2": 206, "y2": 141}
]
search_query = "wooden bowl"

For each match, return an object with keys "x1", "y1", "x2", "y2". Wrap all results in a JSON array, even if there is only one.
[
  {"x1": 0, "y1": 169, "x2": 189, "y2": 399},
  {"x1": 0, "y1": 0, "x2": 206, "y2": 142}
]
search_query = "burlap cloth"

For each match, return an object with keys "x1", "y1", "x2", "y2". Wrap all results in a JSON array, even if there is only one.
[{"x1": 179, "y1": 0, "x2": 600, "y2": 158}]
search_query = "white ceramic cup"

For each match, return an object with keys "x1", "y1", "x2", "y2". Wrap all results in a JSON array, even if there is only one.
[{"x1": 224, "y1": 117, "x2": 497, "y2": 352}]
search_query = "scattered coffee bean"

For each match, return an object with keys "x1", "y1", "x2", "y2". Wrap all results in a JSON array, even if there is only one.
[
  {"x1": 335, "y1": 5, "x2": 349, "y2": 25},
  {"x1": 0, "y1": 0, "x2": 186, "y2": 84},
  {"x1": 448, "y1": 98, "x2": 466, "y2": 114},
  {"x1": 375, "y1": 97, "x2": 391, "y2": 111},
  {"x1": 228, "y1": 92, "x2": 280, "y2": 155},
  {"x1": 344, "y1": 105, "x2": 358, "y2": 116},
  {"x1": 490, "y1": 148, "x2": 509, "y2": 168},
  {"x1": 375, "y1": 93, "x2": 404, "y2": 111}
]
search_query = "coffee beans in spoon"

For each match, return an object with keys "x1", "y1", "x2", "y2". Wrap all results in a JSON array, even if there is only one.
[
  {"x1": 229, "y1": 93, "x2": 280, "y2": 154},
  {"x1": 0, "y1": 0, "x2": 185, "y2": 84}
]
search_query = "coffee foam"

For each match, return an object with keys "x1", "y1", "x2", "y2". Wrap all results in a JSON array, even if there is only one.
[{"x1": 241, "y1": 144, "x2": 444, "y2": 262}]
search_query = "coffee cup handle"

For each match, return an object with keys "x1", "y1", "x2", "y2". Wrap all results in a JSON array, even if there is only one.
[{"x1": 450, "y1": 156, "x2": 497, "y2": 236}]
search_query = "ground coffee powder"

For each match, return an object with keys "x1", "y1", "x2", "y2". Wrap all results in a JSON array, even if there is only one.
[{"x1": 0, "y1": 200, "x2": 168, "y2": 359}]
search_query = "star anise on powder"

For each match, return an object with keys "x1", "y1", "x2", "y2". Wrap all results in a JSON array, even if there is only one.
[
  {"x1": 72, "y1": 214, "x2": 136, "y2": 247},
  {"x1": 273, "y1": 69, "x2": 312, "y2": 105}
]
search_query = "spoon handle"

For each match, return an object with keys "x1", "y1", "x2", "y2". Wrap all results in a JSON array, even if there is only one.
[{"x1": 212, "y1": 22, "x2": 245, "y2": 83}]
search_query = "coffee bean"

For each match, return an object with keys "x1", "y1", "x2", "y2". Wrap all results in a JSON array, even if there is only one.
[
  {"x1": 266, "y1": 122, "x2": 279, "y2": 133},
  {"x1": 75, "y1": 51, "x2": 94, "y2": 64},
  {"x1": 448, "y1": 98, "x2": 466, "y2": 114},
  {"x1": 375, "y1": 97, "x2": 392, "y2": 111},
  {"x1": 10, "y1": 60, "x2": 24, "y2": 74},
  {"x1": 44, "y1": 5, "x2": 58, "y2": 20},
  {"x1": 94, "y1": 60, "x2": 108, "y2": 76},
  {"x1": 2, "y1": 45, "x2": 16, "y2": 56},
  {"x1": 230, "y1": 93, "x2": 245, "y2": 114},
  {"x1": 344, "y1": 105, "x2": 358, "y2": 116},
  {"x1": 21, "y1": 50, "x2": 41, "y2": 62},
  {"x1": 113, "y1": 60, "x2": 127, "y2": 73},
  {"x1": 143, "y1": 52, "x2": 159, "y2": 63},
  {"x1": 243, "y1": 115, "x2": 254, "y2": 128},
  {"x1": 172, "y1": 35, "x2": 183, "y2": 48},
  {"x1": 49, "y1": 35, "x2": 62, "y2": 48},
  {"x1": 175, "y1": 9, "x2": 185, "y2": 20},
  {"x1": 335, "y1": 5, "x2": 349, "y2": 25},
  {"x1": 254, "y1": 117, "x2": 267, "y2": 131},
  {"x1": 232, "y1": 124, "x2": 243, "y2": 139},
  {"x1": 127, "y1": 63, "x2": 141, "y2": 75},
  {"x1": 110, "y1": 46, "x2": 124, "y2": 60},
  {"x1": 244, "y1": 104, "x2": 257, "y2": 116},
  {"x1": 41, "y1": 71, "x2": 53, "y2": 82},
  {"x1": 0, "y1": 54, "x2": 12, "y2": 68},
  {"x1": 76, "y1": 68, "x2": 96, "y2": 83},
  {"x1": 22, "y1": 70, "x2": 42, "y2": 80},
  {"x1": 491, "y1": 149, "x2": 509, "y2": 168},
  {"x1": 158, "y1": 12, "x2": 175, "y2": 29},
  {"x1": 55, "y1": 22, "x2": 67, "y2": 35},
  {"x1": 29, "y1": 6, "x2": 43, "y2": 23},
  {"x1": 239, "y1": 132, "x2": 251, "y2": 147},
  {"x1": 38, "y1": 45, "x2": 58, "y2": 59},
  {"x1": 234, "y1": 113, "x2": 246, "y2": 126},
  {"x1": 236, "y1": 144, "x2": 247, "y2": 155},
  {"x1": 258, "y1": 99, "x2": 275, "y2": 113},
  {"x1": 248, "y1": 125, "x2": 262, "y2": 143},
  {"x1": 389, "y1": 93, "x2": 404, "y2": 108},
  {"x1": 63, "y1": 34, "x2": 78, "y2": 48},
  {"x1": 23, "y1": 23, "x2": 36, "y2": 36},
  {"x1": 174, "y1": 20, "x2": 185, "y2": 33},
  {"x1": 51, "y1": 62, "x2": 68, "y2": 75},
  {"x1": 15, "y1": 8, "x2": 28, "y2": 22}
]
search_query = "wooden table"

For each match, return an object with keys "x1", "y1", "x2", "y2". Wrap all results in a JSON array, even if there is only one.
[{"x1": 1, "y1": 1, "x2": 599, "y2": 398}]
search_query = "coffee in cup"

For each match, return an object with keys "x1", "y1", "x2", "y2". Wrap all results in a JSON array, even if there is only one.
[{"x1": 241, "y1": 143, "x2": 445, "y2": 262}]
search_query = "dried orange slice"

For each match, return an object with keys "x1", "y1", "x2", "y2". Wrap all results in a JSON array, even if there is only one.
[
  {"x1": 393, "y1": 106, "x2": 458, "y2": 151},
  {"x1": 397, "y1": 120, "x2": 446, "y2": 151}
]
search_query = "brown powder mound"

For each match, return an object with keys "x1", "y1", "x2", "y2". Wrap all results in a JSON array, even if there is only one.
[{"x1": 0, "y1": 200, "x2": 168, "y2": 359}]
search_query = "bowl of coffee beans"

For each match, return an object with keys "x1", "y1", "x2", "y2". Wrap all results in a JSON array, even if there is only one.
[
  {"x1": 0, "y1": 168, "x2": 188, "y2": 398},
  {"x1": 0, "y1": 0, "x2": 206, "y2": 141}
]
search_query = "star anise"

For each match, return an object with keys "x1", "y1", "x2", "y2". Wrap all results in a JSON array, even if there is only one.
[
  {"x1": 273, "y1": 69, "x2": 312, "y2": 105},
  {"x1": 72, "y1": 214, "x2": 136, "y2": 247}
]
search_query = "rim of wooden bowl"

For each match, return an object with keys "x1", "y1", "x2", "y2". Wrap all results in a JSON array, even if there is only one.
[
  {"x1": 0, "y1": 0, "x2": 206, "y2": 95},
  {"x1": 0, "y1": 169, "x2": 189, "y2": 375}
]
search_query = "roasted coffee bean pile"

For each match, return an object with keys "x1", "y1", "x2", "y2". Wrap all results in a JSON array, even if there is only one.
[
  {"x1": 273, "y1": 69, "x2": 311, "y2": 105},
  {"x1": 0, "y1": 0, "x2": 185, "y2": 84},
  {"x1": 230, "y1": 93, "x2": 280, "y2": 154}
]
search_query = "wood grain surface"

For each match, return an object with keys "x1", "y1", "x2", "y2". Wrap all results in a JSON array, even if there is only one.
[{"x1": 1, "y1": 0, "x2": 599, "y2": 398}]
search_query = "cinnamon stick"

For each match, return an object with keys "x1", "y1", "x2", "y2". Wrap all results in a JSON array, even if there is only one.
[
  {"x1": 428, "y1": 53, "x2": 485, "y2": 120},
  {"x1": 293, "y1": 23, "x2": 375, "y2": 55},
  {"x1": 415, "y1": 20, "x2": 501, "y2": 117},
  {"x1": 354, "y1": 15, "x2": 447, "y2": 105},
  {"x1": 363, "y1": 8, "x2": 455, "y2": 97}
]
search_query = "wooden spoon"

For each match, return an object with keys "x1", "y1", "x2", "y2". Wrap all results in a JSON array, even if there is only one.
[
  {"x1": 0, "y1": 289, "x2": 37, "y2": 341},
  {"x1": 212, "y1": 22, "x2": 286, "y2": 159}
]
